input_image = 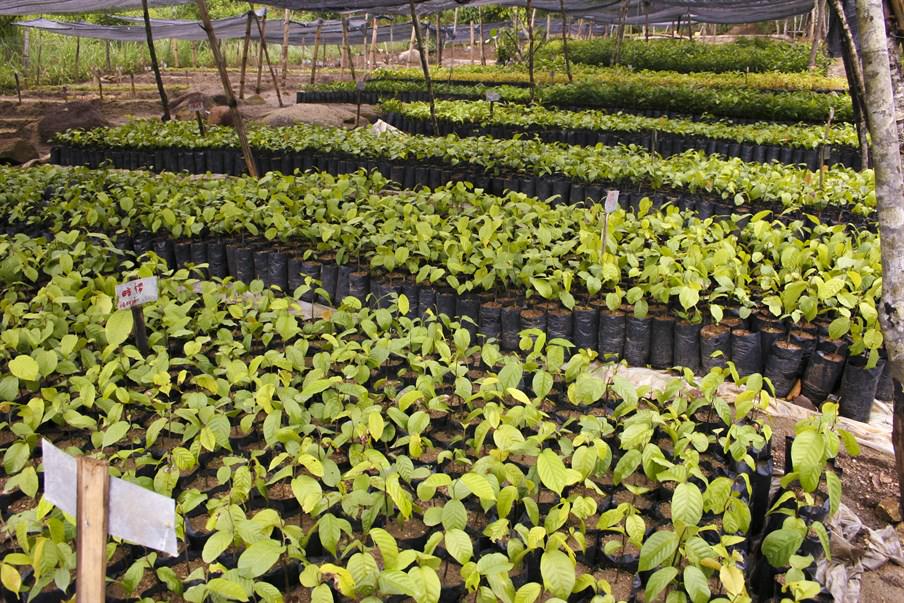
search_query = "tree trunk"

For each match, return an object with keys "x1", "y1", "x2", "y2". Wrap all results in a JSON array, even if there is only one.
[
  {"x1": 194, "y1": 0, "x2": 257, "y2": 178},
  {"x1": 341, "y1": 15, "x2": 357, "y2": 81},
  {"x1": 560, "y1": 0, "x2": 573, "y2": 81},
  {"x1": 883, "y1": 0, "x2": 904, "y2": 145},
  {"x1": 809, "y1": 0, "x2": 826, "y2": 68},
  {"x1": 141, "y1": 0, "x2": 170, "y2": 121},
  {"x1": 856, "y1": 0, "x2": 904, "y2": 516},
  {"x1": 479, "y1": 7, "x2": 486, "y2": 65},
  {"x1": 830, "y1": 0, "x2": 872, "y2": 165},
  {"x1": 281, "y1": 9, "x2": 290, "y2": 87},
  {"x1": 613, "y1": 0, "x2": 630, "y2": 65},
  {"x1": 409, "y1": 2, "x2": 438, "y2": 134}
]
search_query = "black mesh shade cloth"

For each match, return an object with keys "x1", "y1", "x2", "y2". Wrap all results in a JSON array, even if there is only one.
[{"x1": 0, "y1": 0, "x2": 189, "y2": 16}]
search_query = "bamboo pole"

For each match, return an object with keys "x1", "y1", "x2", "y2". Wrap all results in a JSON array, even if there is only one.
[
  {"x1": 409, "y1": 1, "x2": 438, "y2": 135},
  {"x1": 141, "y1": 0, "x2": 170, "y2": 121},
  {"x1": 195, "y1": 0, "x2": 258, "y2": 178},
  {"x1": 281, "y1": 8, "x2": 290, "y2": 87},
  {"x1": 251, "y1": 9, "x2": 284, "y2": 106},
  {"x1": 239, "y1": 12, "x2": 253, "y2": 99},
  {"x1": 310, "y1": 21, "x2": 322, "y2": 84}
]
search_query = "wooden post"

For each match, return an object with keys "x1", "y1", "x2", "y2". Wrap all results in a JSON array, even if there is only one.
[
  {"x1": 407, "y1": 25, "x2": 416, "y2": 66},
  {"x1": 251, "y1": 10, "x2": 284, "y2": 106},
  {"x1": 191, "y1": 41, "x2": 198, "y2": 67},
  {"x1": 281, "y1": 8, "x2": 290, "y2": 87},
  {"x1": 560, "y1": 0, "x2": 573, "y2": 82},
  {"x1": 546, "y1": 14, "x2": 551, "y2": 41},
  {"x1": 74, "y1": 36, "x2": 80, "y2": 79},
  {"x1": 195, "y1": 0, "x2": 258, "y2": 178},
  {"x1": 409, "y1": 1, "x2": 438, "y2": 135},
  {"x1": 141, "y1": 0, "x2": 170, "y2": 121},
  {"x1": 131, "y1": 307, "x2": 150, "y2": 356},
  {"x1": 829, "y1": 0, "x2": 871, "y2": 166},
  {"x1": 470, "y1": 21, "x2": 476, "y2": 63},
  {"x1": 479, "y1": 8, "x2": 486, "y2": 65},
  {"x1": 239, "y1": 11, "x2": 253, "y2": 99},
  {"x1": 436, "y1": 13, "x2": 443, "y2": 67},
  {"x1": 14, "y1": 73, "x2": 21, "y2": 104},
  {"x1": 527, "y1": 0, "x2": 536, "y2": 102},
  {"x1": 254, "y1": 10, "x2": 267, "y2": 95},
  {"x1": 22, "y1": 28, "x2": 30, "y2": 72},
  {"x1": 371, "y1": 16, "x2": 379, "y2": 71},
  {"x1": 613, "y1": 0, "x2": 630, "y2": 65},
  {"x1": 341, "y1": 16, "x2": 357, "y2": 81},
  {"x1": 310, "y1": 21, "x2": 322, "y2": 84},
  {"x1": 809, "y1": 0, "x2": 825, "y2": 69},
  {"x1": 96, "y1": 71, "x2": 103, "y2": 101},
  {"x1": 76, "y1": 456, "x2": 109, "y2": 603}
]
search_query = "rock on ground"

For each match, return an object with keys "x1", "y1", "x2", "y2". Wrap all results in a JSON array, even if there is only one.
[
  {"x1": 260, "y1": 103, "x2": 378, "y2": 128},
  {"x1": 37, "y1": 101, "x2": 110, "y2": 142}
]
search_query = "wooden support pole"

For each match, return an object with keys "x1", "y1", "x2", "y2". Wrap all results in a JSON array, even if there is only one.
[
  {"x1": 251, "y1": 10, "x2": 284, "y2": 106},
  {"x1": 527, "y1": 0, "x2": 536, "y2": 102},
  {"x1": 407, "y1": 25, "x2": 416, "y2": 66},
  {"x1": 409, "y1": 1, "x2": 438, "y2": 135},
  {"x1": 560, "y1": 0, "x2": 573, "y2": 82},
  {"x1": 130, "y1": 72, "x2": 135, "y2": 96},
  {"x1": 310, "y1": 21, "x2": 322, "y2": 84},
  {"x1": 96, "y1": 71, "x2": 103, "y2": 101},
  {"x1": 141, "y1": 0, "x2": 170, "y2": 121},
  {"x1": 74, "y1": 36, "x2": 80, "y2": 79},
  {"x1": 14, "y1": 72, "x2": 21, "y2": 104},
  {"x1": 195, "y1": 0, "x2": 258, "y2": 178},
  {"x1": 281, "y1": 8, "x2": 290, "y2": 87},
  {"x1": 341, "y1": 15, "x2": 357, "y2": 81},
  {"x1": 239, "y1": 12, "x2": 253, "y2": 99},
  {"x1": 809, "y1": 0, "x2": 825, "y2": 69},
  {"x1": 105, "y1": 40, "x2": 111, "y2": 71},
  {"x1": 829, "y1": 0, "x2": 871, "y2": 166},
  {"x1": 254, "y1": 9, "x2": 266, "y2": 95},
  {"x1": 76, "y1": 457, "x2": 109, "y2": 603},
  {"x1": 371, "y1": 16, "x2": 379, "y2": 71},
  {"x1": 479, "y1": 8, "x2": 486, "y2": 65},
  {"x1": 436, "y1": 13, "x2": 443, "y2": 66},
  {"x1": 470, "y1": 21, "x2": 476, "y2": 63}
]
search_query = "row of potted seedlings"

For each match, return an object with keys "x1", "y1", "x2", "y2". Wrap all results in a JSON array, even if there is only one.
[
  {"x1": 47, "y1": 120, "x2": 878, "y2": 221},
  {"x1": 0, "y1": 230, "x2": 848, "y2": 602}
]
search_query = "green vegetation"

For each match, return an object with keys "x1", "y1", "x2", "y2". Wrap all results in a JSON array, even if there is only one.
[{"x1": 537, "y1": 37, "x2": 831, "y2": 74}]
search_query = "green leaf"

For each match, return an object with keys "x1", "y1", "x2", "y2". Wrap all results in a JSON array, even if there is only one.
[
  {"x1": 537, "y1": 449, "x2": 580, "y2": 496},
  {"x1": 514, "y1": 583, "x2": 542, "y2": 603},
  {"x1": 207, "y1": 577, "x2": 249, "y2": 601},
  {"x1": 102, "y1": 421, "x2": 131, "y2": 449},
  {"x1": 444, "y1": 528, "x2": 473, "y2": 565},
  {"x1": 672, "y1": 482, "x2": 703, "y2": 527},
  {"x1": 826, "y1": 470, "x2": 842, "y2": 518},
  {"x1": 645, "y1": 566, "x2": 679, "y2": 603},
  {"x1": 8, "y1": 355, "x2": 38, "y2": 382},
  {"x1": 791, "y1": 431, "x2": 825, "y2": 492},
  {"x1": 638, "y1": 531, "x2": 679, "y2": 571},
  {"x1": 238, "y1": 540, "x2": 283, "y2": 578},
  {"x1": 683, "y1": 566, "x2": 710, "y2": 603},
  {"x1": 105, "y1": 309, "x2": 134, "y2": 349},
  {"x1": 292, "y1": 475, "x2": 323, "y2": 513},
  {"x1": 540, "y1": 550, "x2": 576, "y2": 599},
  {"x1": 762, "y1": 527, "x2": 806, "y2": 568},
  {"x1": 460, "y1": 473, "x2": 496, "y2": 501},
  {"x1": 311, "y1": 584, "x2": 333, "y2": 603},
  {"x1": 202, "y1": 530, "x2": 232, "y2": 563}
]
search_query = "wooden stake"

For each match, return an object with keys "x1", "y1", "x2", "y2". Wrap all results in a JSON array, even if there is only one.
[
  {"x1": 251, "y1": 9, "x2": 284, "y2": 106},
  {"x1": 436, "y1": 14, "x2": 443, "y2": 66},
  {"x1": 527, "y1": 0, "x2": 536, "y2": 102},
  {"x1": 196, "y1": 110, "x2": 207, "y2": 137},
  {"x1": 75, "y1": 36, "x2": 80, "y2": 79},
  {"x1": 131, "y1": 307, "x2": 150, "y2": 356},
  {"x1": 141, "y1": 0, "x2": 170, "y2": 121},
  {"x1": 371, "y1": 16, "x2": 379, "y2": 71},
  {"x1": 408, "y1": 25, "x2": 416, "y2": 66},
  {"x1": 76, "y1": 456, "x2": 109, "y2": 603},
  {"x1": 470, "y1": 21, "x2": 476, "y2": 63},
  {"x1": 560, "y1": 0, "x2": 573, "y2": 82},
  {"x1": 281, "y1": 8, "x2": 290, "y2": 87},
  {"x1": 409, "y1": 1, "x2": 438, "y2": 135},
  {"x1": 239, "y1": 12, "x2": 252, "y2": 99},
  {"x1": 130, "y1": 72, "x2": 135, "y2": 97},
  {"x1": 479, "y1": 8, "x2": 486, "y2": 65},
  {"x1": 254, "y1": 9, "x2": 267, "y2": 95},
  {"x1": 14, "y1": 72, "x2": 21, "y2": 104},
  {"x1": 341, "y1": 16, "x2": 357, "y2": 81},
  {"x1": 195, "y1": 0, "x2": 258, "y2": 178},
  {"x1": 96, "y1": 71, "x2": 103, "y2": 101},
  {"x1": 310, "y1": 21, "x2": 322, "y2": 84},
  {"x1": 105, "y1": 40, "x2": 111, "y2": 71}
]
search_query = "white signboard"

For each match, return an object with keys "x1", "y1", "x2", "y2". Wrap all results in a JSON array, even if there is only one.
[
  {"x1": 485, "y1": 90, "x2": 501, "y2": 102},
  {"x1": 42, "y1": 440, "x2": 178, "y2": 556},
  {"x1": 605, "y1": 190, "x2": 620, "y2": 213},
  {"x1": 115, "y1": 276, "x2": 158, "y2": 310}
]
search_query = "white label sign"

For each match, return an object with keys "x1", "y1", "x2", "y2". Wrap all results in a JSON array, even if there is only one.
[
  {"x1": 605, "y1": 190, "x2": 620, "y2": 213},
  {"x1": 42, "y1": 440, "x2": 178, "y2": 555},
  {"x1": 115, "y1": 276, "x2": 158, "y2": 310},
  {"x1": 485, "y1": 90, "x2": 501, "y2": 102}
]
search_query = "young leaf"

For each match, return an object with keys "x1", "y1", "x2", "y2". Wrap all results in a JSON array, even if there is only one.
[
  {"x1": 638, "y1": 531, "x2": 679, "y2": 572},
  {"x1": 540, "y1": 550, "x2": 576, "y2": 599},
  {"x1": 105, "y1": 309, "x2": 134, "y2": 349}
]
